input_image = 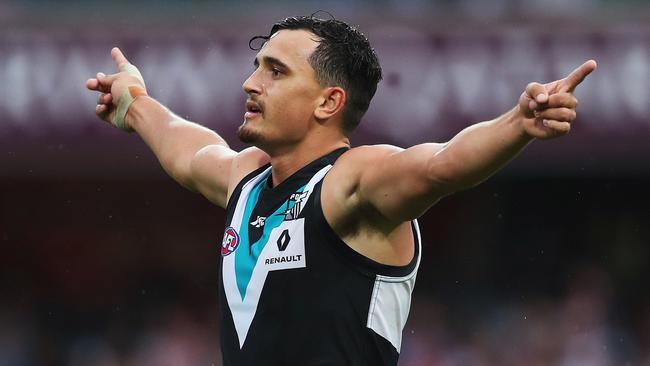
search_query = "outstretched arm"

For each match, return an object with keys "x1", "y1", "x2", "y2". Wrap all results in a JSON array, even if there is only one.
[
  {"x1": 329, "y1": 60, "x2": 597, "y2": 226},
  {"x1": 86, "y1": 48, "x2": 266, "y2": 208}
]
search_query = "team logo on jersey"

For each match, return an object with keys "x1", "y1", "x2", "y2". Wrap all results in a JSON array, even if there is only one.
[
  {"x1": 221, "y1": 227, "x2": 240, "y2": 256},
  {"x1": 283, "y1": 191, "x2": 309, "y2": 220},
  {"x1": 250, "y1": 216, "x2": 266, "y2": 228}
]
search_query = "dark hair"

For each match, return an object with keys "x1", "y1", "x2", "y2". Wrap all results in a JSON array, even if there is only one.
[{"x1": 249, "y1": 15, "x2": 383, "y2": 134}]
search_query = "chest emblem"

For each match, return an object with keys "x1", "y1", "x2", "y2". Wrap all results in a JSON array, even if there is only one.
[
  {"x1": 283, "y1": 191, "x2": 310, "y2": 220},
  {"x1": 221, "y1": 227, "x2": 240, "y2": 256}
]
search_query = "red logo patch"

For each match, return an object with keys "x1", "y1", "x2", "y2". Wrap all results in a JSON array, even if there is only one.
[{"x1": 221, "y1": 227, "x2": 240, "y2": 256}]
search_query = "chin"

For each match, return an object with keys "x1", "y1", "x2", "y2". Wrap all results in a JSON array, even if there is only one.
[{"x1": 237, "y1": 123, "x2": 264, "y2": 144}]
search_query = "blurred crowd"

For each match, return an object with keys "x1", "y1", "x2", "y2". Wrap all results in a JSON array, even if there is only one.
[
  {"x1": 401, "y1": 266, "x2": 650, "y2": 366},
  {"x1": 2, "y1": 263, "x2": 649, "y2": 365}
]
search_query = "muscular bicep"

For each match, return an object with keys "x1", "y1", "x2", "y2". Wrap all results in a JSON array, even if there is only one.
[{"x1": 356, "y1": 143, "x2": 451, "y2": 223}]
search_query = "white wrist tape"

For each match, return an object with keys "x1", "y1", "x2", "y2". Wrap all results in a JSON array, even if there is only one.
[{"x1": 113, "y1": 64, "x2": 147, "y2": 131}]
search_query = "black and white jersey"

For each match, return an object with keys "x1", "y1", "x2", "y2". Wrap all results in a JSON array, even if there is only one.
[{"x1": 218, "y1": 148, "x2": 421, "y2": 366}]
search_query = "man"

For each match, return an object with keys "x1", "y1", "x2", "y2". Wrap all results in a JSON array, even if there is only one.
[{"x1": 86, "y1": 16, "x2": 595, "y2": 366}]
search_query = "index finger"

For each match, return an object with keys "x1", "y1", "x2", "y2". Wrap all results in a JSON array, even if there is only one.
[
  {"x1": 560, "y1": 60, "x2": 597, "y2": 93},
  {"x1": 111, "y1": 47, "x2": 131, "y2": 72}
]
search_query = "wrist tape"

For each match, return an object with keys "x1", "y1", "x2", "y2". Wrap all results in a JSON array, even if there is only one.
[{"x1": 113, "y1": 64, "x2": 147, "y2": 131}]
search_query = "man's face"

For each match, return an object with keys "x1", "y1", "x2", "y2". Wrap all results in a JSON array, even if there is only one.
[{"x1": 238, "y1": 29, "x2": 324, "y2": 150}]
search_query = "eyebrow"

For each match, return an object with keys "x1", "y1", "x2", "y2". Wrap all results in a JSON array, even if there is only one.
[{"x1": 253, "y1": 55, "x2": 290, "y2": 71}]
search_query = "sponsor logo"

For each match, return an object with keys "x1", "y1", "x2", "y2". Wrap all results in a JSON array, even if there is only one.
[
  {"x1": 221, "y1": 227, "x2": 240, "y2": 256},
  {"x1": 250, "y1": 215, "x2": 266, "y2": 228},
  {"x1": 276, "y1": 229, "x2": 290, "y2": 251},
  {"x1": 265, "y1": 254, "x2": 302, "y2": 265}
]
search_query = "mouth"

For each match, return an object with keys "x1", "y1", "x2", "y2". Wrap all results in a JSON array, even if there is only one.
[{"x1": 245, "y1": 100, "x2": 262, "y2": 120}]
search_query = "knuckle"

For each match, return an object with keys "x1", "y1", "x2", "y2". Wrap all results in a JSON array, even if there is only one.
[
  {"x1": 526, "y1": 82, "x2": 541, "y2": 93},
  {"x1": 552, "y1": 93, "x2": 570, "y2": 107},
  {"x1": 565, "y1": 95, "x2": 577, "y2": 107}
]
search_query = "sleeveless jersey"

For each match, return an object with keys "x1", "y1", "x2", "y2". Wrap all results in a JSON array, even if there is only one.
[{"x1": 219, "y1": 148, "x2": 422, "y2": 366}]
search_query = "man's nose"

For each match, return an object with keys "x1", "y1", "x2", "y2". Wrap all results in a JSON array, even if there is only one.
[{"x1": 242, "y1": 70, "x2": 262, "y2": 95}]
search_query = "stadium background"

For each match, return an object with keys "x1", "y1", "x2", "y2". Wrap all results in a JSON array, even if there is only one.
[{"x1": 1, "y1": 0, "x2": 650, "y2": 364}]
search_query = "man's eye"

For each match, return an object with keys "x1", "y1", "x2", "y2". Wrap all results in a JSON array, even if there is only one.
[{"x1": 271, "y1": 68, "x2": 282, "y2": 77}]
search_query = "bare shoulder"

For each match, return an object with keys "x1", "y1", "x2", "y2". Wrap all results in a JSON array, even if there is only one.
[
  {"x1": 232, "y1": 146, "x2": 270, "y2": 172},
  {"x1": 323, "y1": 144, "x2": 404, "y2": 221},
  {"x1": 226, "y1": 147, "x2": 270, "y2": 199},
  {"x1": 326, "y1": 144, "x2": 404, "y2": 191},
  {"x1": 342, "y1": 144, "x2": 404, "y2": 159},
  {"x1": 324, "y1": 142, "x2": 447, "y2": 224},
  {"x1": 323, "y1": 144, "x2": 416, "y2": 266},
  {"x1": 190, "y1": 145, "x2": 269, "y2": 208},
  {"x1": 330, "y1": 144, "x2": 404, "y2": 175},
  {"x1": 328, "y1": 144, "x2": 403, "y2": 184}
]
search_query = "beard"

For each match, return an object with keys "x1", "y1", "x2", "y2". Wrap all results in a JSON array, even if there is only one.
[{"x1": 237, "y1": 120, "x2": 264, "y2": 144}]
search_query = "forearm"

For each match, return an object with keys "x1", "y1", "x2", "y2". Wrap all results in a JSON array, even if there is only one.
[
  {"x1": 126, "y1": 96, "x2": 228, "y2": 189},
  {"x1": 431, "y1": 106, "x2": 533, "y2": 192},
  {"x1": 358, "y1": 61, "x2": 593, "y2": 222}
]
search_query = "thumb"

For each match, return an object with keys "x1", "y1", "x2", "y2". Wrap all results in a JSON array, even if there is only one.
[
  {"x1": 523, "y1": 82, "x2": 549, "y2": 111},
  {"x1": 525, "y1": 82, "x2": 548, "y2": 103}
]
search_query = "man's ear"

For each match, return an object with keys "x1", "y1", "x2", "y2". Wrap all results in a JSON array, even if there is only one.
[{"x1": 314, "y1": 87, "x2": 346, "y2": 121}]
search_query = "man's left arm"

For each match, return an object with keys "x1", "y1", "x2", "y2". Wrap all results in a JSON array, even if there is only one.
[{"x1": 346, "y1": 60, "x2": 597, "y2": 224}]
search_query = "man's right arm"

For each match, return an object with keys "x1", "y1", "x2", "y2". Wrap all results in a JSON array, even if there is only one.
[
  {"x1": 87, "y1": 47, "x2": 268, "y2": 208},
  {"x1": 125, "y1": 96, "x2": 236, "y2": 206}
]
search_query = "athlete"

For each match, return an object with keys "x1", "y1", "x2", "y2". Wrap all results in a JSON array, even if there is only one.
[{"x1": 86, "y1": 16, "x2": 596, "y2": 366}]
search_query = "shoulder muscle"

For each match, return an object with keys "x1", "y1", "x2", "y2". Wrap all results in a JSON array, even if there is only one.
[{"x1": 190, "y1": 145, "x2": 269, "y2": 208}]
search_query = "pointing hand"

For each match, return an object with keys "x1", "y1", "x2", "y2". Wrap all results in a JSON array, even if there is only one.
[
  {"x1": 518, "y1": 60, "x2": 597, "y2": 139},
  {"x1": 86, "y1": 47, "x2": 147, "y2": 131}
]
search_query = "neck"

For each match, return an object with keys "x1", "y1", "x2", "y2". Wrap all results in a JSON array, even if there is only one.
[{"x1": 266, "y1": 135, "x2": 349, "y2": 187}]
